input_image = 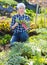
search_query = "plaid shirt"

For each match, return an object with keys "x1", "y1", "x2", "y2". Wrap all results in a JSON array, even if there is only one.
[{"x1": 10, "y1": 14, "x2": 30, "y2": 33}]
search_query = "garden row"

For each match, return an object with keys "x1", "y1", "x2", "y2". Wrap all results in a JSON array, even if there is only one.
[{"x1": 5, "y1": 28, "x2": 47, "y2": 65}]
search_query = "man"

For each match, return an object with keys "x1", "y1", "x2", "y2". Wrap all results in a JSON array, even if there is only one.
[{"x1": 10, "y1": 3, "x2": 30, "y2": 46}]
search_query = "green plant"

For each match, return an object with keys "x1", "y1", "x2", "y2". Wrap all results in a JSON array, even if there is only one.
[
  {"x1": 7, "y1": 56, "x2": 28, "y2": 65},
  {"x1": 5, "y1": 42, "x2": 31, "y2": 65},
  {"x1": 1, "y1": 38, "x2": 7, "y2": 46},
  {"x1": 0, "y1": 18, "x2": 11, "y2": 31},
  {"x1": 21, "y1": 43, "x2": 33, "y2": 58},
  {"x1": 0, "y1": 34, "x2": 11, "y2": 45},
  {"x1": 0, "y1": 0, "x2": 17, "y2": 6},
  {"x1": 4, "y1": 34, "x2": 11, "y2": 41},
  {"x1": 1, "y1": 38, "x2": 46, "y2": 65},
  {"x1": 0, "y1": 50, "x2": 9, "y2": 65},
  {"x1": 33, "y1": 50, "x2": 45, "y2": 65},
  {"x1": 6, "y1": 42, "x2": 44, "y2": 65},
  {"x1": 26, "y1": 9, "x2": 36, "y2": 21}
]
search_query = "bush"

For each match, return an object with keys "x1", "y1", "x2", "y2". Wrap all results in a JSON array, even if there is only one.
[
  {"x1": 5, "y1": 42, "x2": 31, "y2": 65},
  {"x1": 7, "y1": 56, "x2": 28, "y2": 65},
  {"x1": 0, "y1": 34, "x2": 11, "y2": 46},
  {"x1": 26, "y1": 9, "x2": 35, "y2": 21},
  {"x1": 0, "y1": 0, "x2": 17, "y2": 6},
  {"x1": 6, "y1": 42, "x2": 45, "y2": 65},
  {"x1": 0, "y1": 17, "x2": 11, "y2": 31}
]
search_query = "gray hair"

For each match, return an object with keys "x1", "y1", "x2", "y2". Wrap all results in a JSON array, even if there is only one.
[{"x1": 17, "y1": 3, "x2": 26, "y2": 9}]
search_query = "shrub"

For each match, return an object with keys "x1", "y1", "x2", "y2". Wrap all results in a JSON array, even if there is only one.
[
  {"x1": 26, "y1": 9, "x2": 35, "y2": 21},
  {"x1": 7, "y1": 56, "x2": 28, "y2": 65},
  {"x1": 0, "y1": 17, "x2": 11, "y2": 31},
  {"x1": 0, "y1": 34, "x2": 11, "y2": 46},
  {"x1": 6, "y1": 42, "x2": 44, "y2": 65}
]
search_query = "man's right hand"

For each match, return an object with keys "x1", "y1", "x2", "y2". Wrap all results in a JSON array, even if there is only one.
[{"x1": 11, "y1": 22, "x2": 18, "y2": 29}]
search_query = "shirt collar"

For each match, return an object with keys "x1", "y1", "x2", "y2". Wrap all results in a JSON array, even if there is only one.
[{"x1": 18, "y1": 14, "x2": 25, "y2": 17}]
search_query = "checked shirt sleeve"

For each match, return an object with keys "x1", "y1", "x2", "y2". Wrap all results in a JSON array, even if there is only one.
[{"x1": 10, "y1": 16, "x2": 16, "y2": 29}]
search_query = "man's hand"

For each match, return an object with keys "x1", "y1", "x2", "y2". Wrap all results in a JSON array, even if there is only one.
[
  {"x1": 15, "y1": 22, "x2": 18, "y2": 26},
  {"x1": 11, "y1": 22, "x2": 18, "y2": 29}
]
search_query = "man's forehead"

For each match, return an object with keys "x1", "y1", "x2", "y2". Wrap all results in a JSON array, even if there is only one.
[{"x1": 19, "y1": 6, "x2": 25, "y2": 8}]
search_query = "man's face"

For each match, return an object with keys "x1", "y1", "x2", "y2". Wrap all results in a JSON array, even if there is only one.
[{"x1": 18, "y1": 6, "x2": 25, "y2": 15}]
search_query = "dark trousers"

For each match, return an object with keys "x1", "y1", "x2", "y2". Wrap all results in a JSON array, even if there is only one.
[{"x1": 10, "y1": 31, "x2": 29, "y2": 45}]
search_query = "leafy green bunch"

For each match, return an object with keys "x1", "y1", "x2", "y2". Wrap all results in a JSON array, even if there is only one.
[{"x1": 15, "y1": 18, "x2": 30, "y2": 30}]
